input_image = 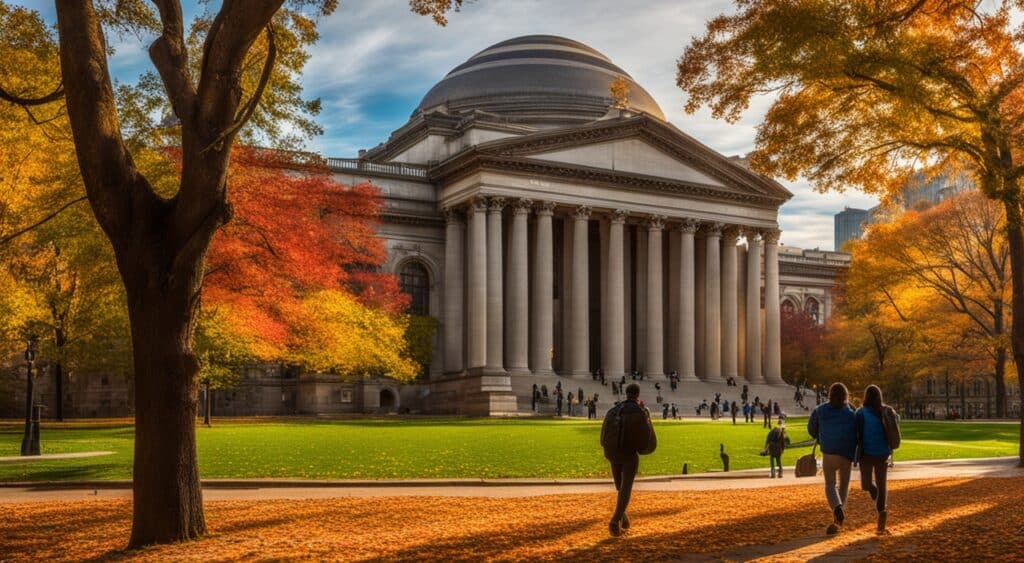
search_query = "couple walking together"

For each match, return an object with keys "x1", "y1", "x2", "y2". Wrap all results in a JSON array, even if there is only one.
[{"x1": 809, "y1": 382, "x2": 901, "y2": 536}]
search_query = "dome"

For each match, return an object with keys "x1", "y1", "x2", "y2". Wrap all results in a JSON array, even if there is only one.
[{"x1": 414, "y1": 35, "x2": 665, "y2": 125}]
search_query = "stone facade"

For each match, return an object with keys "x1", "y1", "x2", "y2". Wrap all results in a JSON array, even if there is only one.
[
  {"x1": 337, "y1": 35, "x2": 800, "y2": 416},
  {"x1": 906, "y1": 375, "x2": 1022, "y2": 419}
]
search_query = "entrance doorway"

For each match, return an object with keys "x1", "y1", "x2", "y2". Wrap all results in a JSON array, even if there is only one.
[{"x1": 379, "y1": 388, "x2": 396, "y2": 412}]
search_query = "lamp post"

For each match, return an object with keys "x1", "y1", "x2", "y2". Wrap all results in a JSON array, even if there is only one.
[{"x1": 20, "y1": 335, "x2": 40, "y2": 456}]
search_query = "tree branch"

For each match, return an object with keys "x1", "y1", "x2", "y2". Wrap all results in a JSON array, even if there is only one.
[
  {"x1": 0, "y1": 196, "x2": 87, "y2": 246},
  {"x1": 199, "y1": 23, "x2": 277, "y2": 155},
  {"x1": 54, "y1": 0, "x2": 156, "y2": 240},
  {"x1": 0, "y1": 82, "x2": 65, "y2": 106},
  {"x1": 148, "y1": 0, "x2": 197, "y2": 124}
]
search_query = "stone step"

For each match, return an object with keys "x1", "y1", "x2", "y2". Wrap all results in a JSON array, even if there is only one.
[{"x1": 511, "y1": 374, "x2": 813, "y2": 418}]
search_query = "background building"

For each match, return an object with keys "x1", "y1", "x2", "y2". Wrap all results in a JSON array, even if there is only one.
[{"x1": 834, "y1": 207, "x2": 870, "y2": 251}]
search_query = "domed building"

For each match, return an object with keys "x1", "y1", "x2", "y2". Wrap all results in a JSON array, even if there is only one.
[{"x1": 326, "y1": 35, "x2": 795, "y2": 415}]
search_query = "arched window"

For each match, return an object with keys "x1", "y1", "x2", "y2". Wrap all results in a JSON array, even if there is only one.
[
  {"x1": 399, "y1": 261, "x2": 430, "y2": 316},
  {"x1": 781, "y1": 298, "x2": 796, "y2": 316},
  {"x1": 805, "y1": 297, "x2": 820, "y2": 323}
]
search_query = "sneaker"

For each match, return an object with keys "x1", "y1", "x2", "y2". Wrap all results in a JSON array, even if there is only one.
[
  {"x1": 833, "y1": 504, "x2": 846, "y2": 525},
  {"x1": 826, "y1": 522, "x2": 839, "y2": 535},
  {"x1": 609, "y1": 520, "x2": 622, "y2": 537},
  {"x1": 621, "y1": 513, "x2": 631, "y2": 530}
]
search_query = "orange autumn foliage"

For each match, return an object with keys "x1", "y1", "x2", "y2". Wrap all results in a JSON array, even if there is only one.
[
  {"x1": 4, "y1": 477, "x2": 1023, "y2": 561},
  {"x1": 200, "y1": 147, "x2": 409, "y2": 357}
]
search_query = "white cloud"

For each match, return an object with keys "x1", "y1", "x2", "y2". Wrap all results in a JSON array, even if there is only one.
[
  {"x1": 301, "y1": 0, "x2": 871, "y2": 249},
  {"x1": 11, "y1": 0, "x2": 876, "y2": 249}
]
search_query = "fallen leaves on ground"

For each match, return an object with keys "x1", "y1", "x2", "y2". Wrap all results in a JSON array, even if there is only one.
[{"x1": 2, "y1": 477, "x2": 1023, "y2": 561}]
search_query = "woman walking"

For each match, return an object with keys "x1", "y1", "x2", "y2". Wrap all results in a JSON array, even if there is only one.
[
  {"x1": 857, "y1": 385, "x2": 899, "y2": 535},
  {"x1": 763, "y1": 422, "x2": 787, "y2": 478},
  {"x1": 808, "y1": 383, "x2": 857, "y2": 535}
]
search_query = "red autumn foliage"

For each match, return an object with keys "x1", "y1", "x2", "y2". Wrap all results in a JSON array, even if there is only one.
[{"x1": 200, "y1": 147, "x2": 408, "y2": 348}]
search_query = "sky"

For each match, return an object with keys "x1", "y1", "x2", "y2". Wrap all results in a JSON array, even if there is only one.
[{"x1": 17, "y1": 0, "x2": 880, "y2": 250}]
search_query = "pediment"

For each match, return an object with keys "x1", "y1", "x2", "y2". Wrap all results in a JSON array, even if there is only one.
[
  {"x1": 429, "y1": 115, "x2": 793, "y2": 208},
  {"x1": 527, "y1": 138, "x2": 727, "y2": 188}
]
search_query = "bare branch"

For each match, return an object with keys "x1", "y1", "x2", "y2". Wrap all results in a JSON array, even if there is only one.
[
  {"x1": 0, "y1": 196, "x2": 87, "y2": 246},
  {"x1": 0, "y1": 82, "x2": 65, "y2": 107},
  {"x1": 199, "y1": 23, "x2": 277, "y2": 155}
]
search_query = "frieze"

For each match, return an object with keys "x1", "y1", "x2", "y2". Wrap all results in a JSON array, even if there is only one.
[{"x1": 431, "y1": 155, "x2": 785, "y2": 209}]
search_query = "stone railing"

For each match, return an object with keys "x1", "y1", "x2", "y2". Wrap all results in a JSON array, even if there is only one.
[
  {"x1": 326, "y1": 157, "x2": 428, "y2": 179},
  {"x1": 778, "y1": 254, "x2": 850, "y2": 267}
]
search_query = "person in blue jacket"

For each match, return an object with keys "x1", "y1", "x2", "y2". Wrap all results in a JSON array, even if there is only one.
[
  {"x1": 807, "y1": 382, "x2": 857, "y2": 535},
  {"x1": 856, "y1": 384, "x2": 894, "y2": 535}
]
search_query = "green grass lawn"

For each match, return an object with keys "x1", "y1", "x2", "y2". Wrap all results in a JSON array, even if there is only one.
[{"x1": 0, "y1": 417, "x2": 1018, "y2": 482}]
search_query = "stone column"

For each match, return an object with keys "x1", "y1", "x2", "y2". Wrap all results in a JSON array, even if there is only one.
[
  {"x1": 703, "y1": 222, "x2": 723, "y2": 381},
  {"x1": 604, "y1": 209, "x2": 628, "y2": 380},
  {"x1": 645, "y1": 215, "x2": 666, "y2": 377},
  {"x1": 721, "y1": 226, "x2": 740, "y2": 381},
  {"x1": 569, "y1": 205, "x2": 591, "y2": 376},
  {"x1": 485, "y1": 197, "x2": 506, "y2": 373},
  {"x1": 506, "y1": 198, "x2": 531, "y2": 374},
  {"x1": 530, "y1": 202, "x2": 556, "y2": 374},
  {"x1": 764, "y1": 229, "x2": 783, "y2": 384},
  {"x1": 745, "y1": 230, "x2": 764, "y2": 383},
  {"x1": 466, "y1": 198, "x2": 488, "y2": 370},
  {"x1": 678, "y1": 219, "x2": 699, "y2": 381},
  {"x1": 443, "y1": 207, "x2": 465, "y2": 374}
]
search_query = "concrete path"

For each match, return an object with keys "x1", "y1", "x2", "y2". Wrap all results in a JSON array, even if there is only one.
[
  {"x1": 0, "y1": 456, "x2": 1019, "y2": 504},
  {"x1": 0, "y1": 451, "x2": 114, "y2": 463}
]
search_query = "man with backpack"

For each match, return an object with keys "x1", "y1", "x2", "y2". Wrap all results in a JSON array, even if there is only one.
[{"x1": 600, "y1": 383, "x2": 656, "y2": 537}]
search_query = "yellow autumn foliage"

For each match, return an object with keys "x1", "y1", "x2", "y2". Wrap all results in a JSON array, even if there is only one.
[{"x1": 293, "y1": 290, "x2": 420, "y2": 382}]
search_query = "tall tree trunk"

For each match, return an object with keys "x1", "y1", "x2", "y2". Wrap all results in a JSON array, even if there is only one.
[
  {"x1": 53, "y1": 360, "x2": 64, "y2": 422},
  {"x1": 125, "y1": 272, "x2": 205, "y2": 547},
  {"x1": 1001, "y1": 198, "x2": 1024, "y2": 465},
  {"x1": 944, "y1": 371, "x2": 950, "y2": 416},
  {"x1": 994, "y1": 347, "x2": 1007, "y2": 418},
  {"x1": 204, "y1": 381, "x2": 211, "y2": 427},
  {"x1": 53, "y1": 326, "x2": 65, "y2": 422}
]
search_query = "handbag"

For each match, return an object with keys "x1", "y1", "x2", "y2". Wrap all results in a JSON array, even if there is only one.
[{"x1": 795, "y1": 441, "x2": 819, "y2": 478}]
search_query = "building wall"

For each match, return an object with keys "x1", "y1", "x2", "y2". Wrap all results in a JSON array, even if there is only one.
[{"x1": 907, "y1": 375, "x2": 1022, "y2": 419}]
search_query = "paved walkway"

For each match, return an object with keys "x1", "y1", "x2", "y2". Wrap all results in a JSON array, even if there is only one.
[
  {"x1": 1, "y1": 456, "x2": 1019, "y2": 504},
  {"x1": 0, "y1": 451, "x2": 113, "y2": 463}
]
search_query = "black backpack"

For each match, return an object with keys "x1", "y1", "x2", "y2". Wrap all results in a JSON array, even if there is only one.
[
  {"x1": 601, "y1": 401, "x2": 657, "y2": 459},
  {"x1": 881, "y1": 406, "x2": 902, "y2": 450}
]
